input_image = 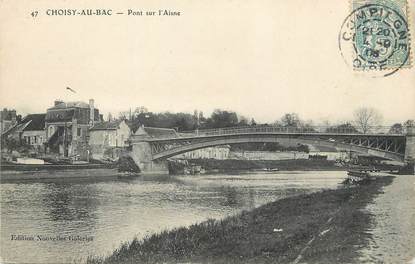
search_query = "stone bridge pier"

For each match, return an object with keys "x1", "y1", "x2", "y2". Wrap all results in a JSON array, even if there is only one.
[
  {"x1": 129, "y1": 131, "x2": 169, "y2": 175},
  {"x1": 130, "y1": 141, "x2": 169, "y2": 175}
]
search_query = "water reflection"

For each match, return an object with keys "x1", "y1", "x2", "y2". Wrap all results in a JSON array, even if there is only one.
[
  {"x1": 1, "y1": 171, "x2": 346, "y2": 263},
  {"x1": 41, "y1": 184, "x2": 95, "y2": 222}
]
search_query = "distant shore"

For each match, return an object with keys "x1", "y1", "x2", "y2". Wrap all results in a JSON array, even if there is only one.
[
  {"x1": 169, "y1": 159, "x2": 350, "y2": 174},
  {"x1": 87, "y1": 175, "x2": 394, "y2": 264},
  {"x1": 196, "y1": 159, "x2": 344, "y2": 171}
]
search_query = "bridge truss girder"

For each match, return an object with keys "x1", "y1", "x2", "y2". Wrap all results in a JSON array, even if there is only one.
[{"x1": 147, "y1": 133, "x2": 406, "y2": 162}]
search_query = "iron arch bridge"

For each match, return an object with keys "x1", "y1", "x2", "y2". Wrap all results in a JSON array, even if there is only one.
[{"x1": 133, "y1": 126, "x2": 408, "y2": 162}]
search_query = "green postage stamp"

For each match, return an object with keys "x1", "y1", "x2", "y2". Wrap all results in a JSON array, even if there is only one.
[{"x1": 339, "y1": 0, "x2": 411, "y2": 76}]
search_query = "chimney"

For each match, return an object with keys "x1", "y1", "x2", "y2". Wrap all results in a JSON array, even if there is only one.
[
  {"x1": 89, "y1": 99, "x2": 95, "y2": 125},
  {"x1": 54, "y1": 99, "x2": 63, "y2": 106}
]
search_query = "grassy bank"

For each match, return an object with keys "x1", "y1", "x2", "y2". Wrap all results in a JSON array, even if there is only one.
[{"x1": 88, "y1": 176, "x2": 393, "y2": 264}]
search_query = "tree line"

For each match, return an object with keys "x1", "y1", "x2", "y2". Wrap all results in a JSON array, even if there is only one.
[
  {"x1": 111, "y1": 106, "x2": 413, "y2": 153},
  {"x1": 114, "y1": 106, "x2": 413, "y2": 134}
]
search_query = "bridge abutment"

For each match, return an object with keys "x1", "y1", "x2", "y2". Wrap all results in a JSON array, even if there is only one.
[
  {"x1": 129, "y1": 127, "x2": 169, "y2": 175},
  {"x1": 129, "y1": 141, "x2": 169, "y2": 175}
]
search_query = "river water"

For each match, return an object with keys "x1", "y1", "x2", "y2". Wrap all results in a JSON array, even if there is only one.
[
  {"x1": 1, "y1": 171, "x2": 345, "y2": 264},
  {"x1": 358, "y1": 175, "x2": 415, "y2": 264}
]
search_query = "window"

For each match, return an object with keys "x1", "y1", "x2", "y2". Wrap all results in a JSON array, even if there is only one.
[
  {"x1": 77, "y1": 128, "x2": 81, "y2": 137},
  {"x1": 49, "y1": 126, "x2": 54, "y2": 137}
]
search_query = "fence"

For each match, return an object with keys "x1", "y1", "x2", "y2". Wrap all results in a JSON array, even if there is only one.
[{"x1": 178, "y1": 125, "x2": 404, "y2": 138}]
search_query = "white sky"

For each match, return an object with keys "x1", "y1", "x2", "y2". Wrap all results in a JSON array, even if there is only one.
[{"x1": 0, "y1": 0, "x2": 414, "y2": 125}]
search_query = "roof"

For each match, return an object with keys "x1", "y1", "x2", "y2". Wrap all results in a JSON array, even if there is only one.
[
  {"x1": 21, "y1": 114, "x2": 46, "y2": 131},
  {"x1": 2, "y1": 122, "x2": 27, "y2": 137},
  {"x1": 48, "y1": 101, "x2": 89, "y2": 110},
  {"x1": 144, "y1": 127, "x2": 178, "y2": 138},
  {"x1": 45, "y1": 109, "x2": 75, "y2": 122},
  {"x1": 90, "y1": 120, "x2": 122, "y2": 131},
  {"x1": 2, "y1": 114, "x2": 45, "y2": 137}
]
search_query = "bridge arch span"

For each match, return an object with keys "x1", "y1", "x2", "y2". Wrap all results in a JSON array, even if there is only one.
[{"x1": 151, "y1": 134, "x2": 404, "y2": 162}]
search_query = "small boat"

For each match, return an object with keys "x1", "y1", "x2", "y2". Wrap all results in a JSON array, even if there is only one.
[
  {"x1": 343, "y1": 170, "x2": 371, "y2": 185},
  {"x1": 184, "y1": 165, "x2": 205, "y2": 175},
  {"x1": 117, "y1": 171, "x2": 140, "y2": 178},
  {"x1": 262, "y1": 168, "x2": 279, "y2": 172},
  {"x1": 347, "y1": 170, "x2": 370, "y2": 177},
  {"x1": 14, "y1": 157, "x2": 45, "y2": 165}
]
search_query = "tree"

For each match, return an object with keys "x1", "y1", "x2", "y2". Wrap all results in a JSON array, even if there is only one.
[
  {"x1": 135, "y1": 106, "x2": 149, "y2": 115},
  {"x1": 238, "y1": 116, "x2": 249, "y2": 126},
  {"x1": 107, "y1": 112, "x2": 113, "y2": 122},
  {"x1": 205, "y1": 109, "x2": 239, "y2": 128},
  {"x1": 353, "y1": 107, "x2": 382, "y2": 134},
  {"x1": 404, "y1": 119, "x2": 415, "y2": 127},
  {"x1": 3, "y1": 137, "x2": 30, "y2": 153},
  {"x1": 389, "y1": 123, "x2": 403, "y2": 134},
  {"x1": 300, "y1": 120, "x2": 315, "y2": 132},
  {"x1": 118, "y1": 111, "x2": 129, "y2": 120},
  {"x1": 326, "y1": 122, "x2": 359, "y2": 133},
  {"x1": 279, "y1": 113, "x2": 301, "y2": 127}
]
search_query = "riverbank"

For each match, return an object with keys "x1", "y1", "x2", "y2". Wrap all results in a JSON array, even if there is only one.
[
  {"x1": 0, "y1": 163, "x2": 116, "y2": 172},
  {"x1": 87, "y1": 175, "x2": 394, "y2": 264},
  {"x1": 169, "y1": 159, "x2": 345, "y2": 174},
  {"x1": 0, "y1": 167, "x2": 120, "y2": 182}
]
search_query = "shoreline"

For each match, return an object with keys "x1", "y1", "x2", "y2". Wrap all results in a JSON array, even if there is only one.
[
  {"x1": 87, "y1": 175, "x2": 394, "y2": 264},
  {"x1": 0, "y1": 163, "x2": 115, "y2": 171},
  {"x1": 169, "y1": 159, "x2": 400, "y2": 175},
  {"x1": 0, "y1": 167, "x2": 120, "y2": 182},
  {"x1": 169, "y1": 159, "x2": 348, "y2": 175}
]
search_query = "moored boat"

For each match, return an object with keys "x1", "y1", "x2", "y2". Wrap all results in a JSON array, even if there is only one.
[
  {"x1": 347, "y1": 170, "x2": 370, "y2": 177},
  {"x1": 343, "y1": 170, "x2": 371, "y2": 185}
]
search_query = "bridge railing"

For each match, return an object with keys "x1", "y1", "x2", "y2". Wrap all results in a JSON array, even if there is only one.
[{"x1": 178, "y1": 125, "x2": 403, "y2": 138}]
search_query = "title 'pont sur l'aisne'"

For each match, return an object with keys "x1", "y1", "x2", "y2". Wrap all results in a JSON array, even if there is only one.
[{"x1": 45, "y1": 9, "x2": 181, "y2": 16}]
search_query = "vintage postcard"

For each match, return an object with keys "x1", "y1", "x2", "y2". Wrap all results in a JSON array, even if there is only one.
[{"x1": 0, "y1": 0, "x2": 414, "y2": 263}]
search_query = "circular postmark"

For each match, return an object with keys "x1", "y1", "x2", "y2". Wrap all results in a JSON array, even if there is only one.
[{"x1": 339, "y1": 4, "x2": 410, "y2": 77}]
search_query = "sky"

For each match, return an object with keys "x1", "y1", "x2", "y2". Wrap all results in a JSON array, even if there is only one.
[{"x1": 0, "y1": 0, "x2": 414, "y2": 125}]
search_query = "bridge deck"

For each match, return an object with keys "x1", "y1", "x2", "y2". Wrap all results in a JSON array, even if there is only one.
[{"x1": 144, "y1": 126, "x2": 404, "y2": 142}]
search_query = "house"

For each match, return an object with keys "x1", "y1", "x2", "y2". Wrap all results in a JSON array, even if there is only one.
[
  {"x1": 89, "y1": 120, "x2": 131, "y2": 159},
  {"x1": 307, "y1": 145, "x2": 349, "y2": 161},
  {"x1": 141, "y1": 126, "x2": 178, "y2": 138},
  {"x1": 132, "y1": 125, "x2": 179, "y2": 140},
  {"x1": 2, "y1": 113, "x2": 46, "y2": 153},
  {"x1": 21, "y1": 114, "x2": 47, "y2": 149},
  {"x1": 229, "y1": 150, "x2": 309, "y2": 160},
  {"x1": 0, "y1": 108, "x2": 17, "y2": 133},
  {"x1": 173, "y1": 146, "x2": 231, "y2": 160},
  {"x1": 45, "y1": 99, "x2": 101, "y2": 160}
]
